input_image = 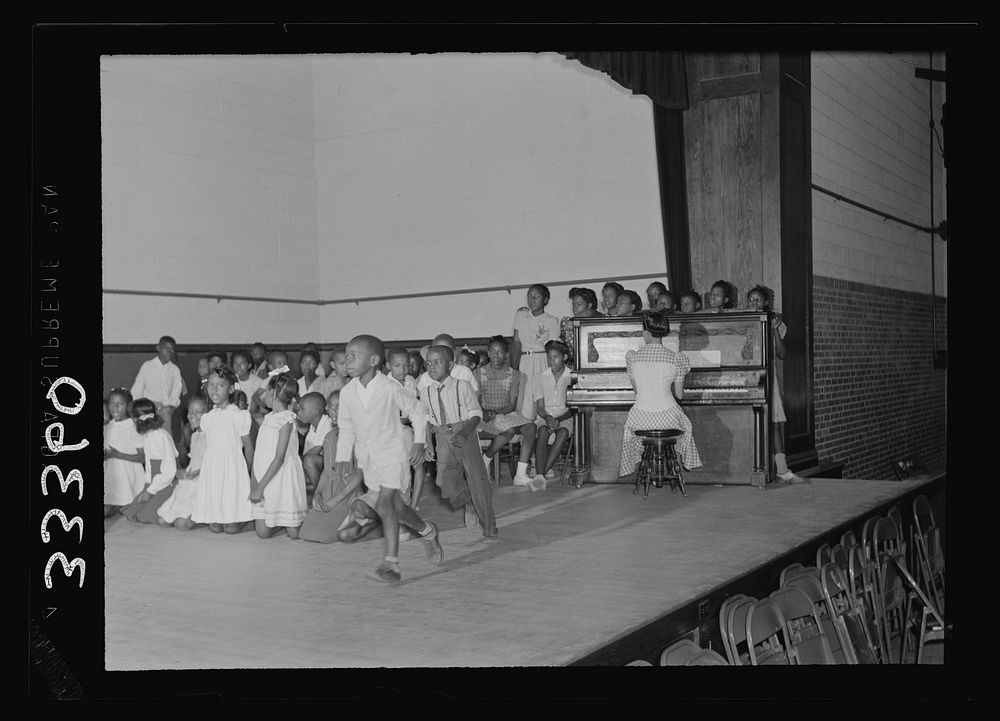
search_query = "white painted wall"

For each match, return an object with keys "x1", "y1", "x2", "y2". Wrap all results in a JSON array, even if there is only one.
[
  {"x1": 100, "y1": 55, "x2": 319, "y2": 345},
  {"x1": 311, "y1": 53, "x2": 665, "y2": 342},
  {"x1": 811, "y1": 51, "x2": 947, "y2": 297}
]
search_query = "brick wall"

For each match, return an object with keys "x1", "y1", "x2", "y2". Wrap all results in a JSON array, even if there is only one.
[{"x1": 813, "y1": 275, "x2": 947, "y2": 479}]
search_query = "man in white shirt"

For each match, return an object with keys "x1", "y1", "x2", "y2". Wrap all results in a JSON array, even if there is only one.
[{"x1": 130, "y1": 335, "x2": 183, "y2": 442}]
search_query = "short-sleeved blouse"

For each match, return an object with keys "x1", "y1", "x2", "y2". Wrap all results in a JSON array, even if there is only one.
[
  {"x1": 625, "y1": 343, "x2": 691, "y2": 412},
  {"x1": 512, "y1": 308, "x2": 561, "y2": 352}
]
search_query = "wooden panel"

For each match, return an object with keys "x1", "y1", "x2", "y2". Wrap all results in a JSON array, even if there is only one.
[
  {"x1": 701, "y1": 51, "x2": 760, "y2": 79},
  {"x1": 684, "y1": 406, "x2": 756, "y2": 483},
  {"x1": 699, "y1": 72, "x2": 763, "y2": 101},
  {"x1": 686, "y1": 92, "x2": 763, "y2": 300},
  {"x1": 588, "y1": 408, "x2": 629, "y2": 481}
]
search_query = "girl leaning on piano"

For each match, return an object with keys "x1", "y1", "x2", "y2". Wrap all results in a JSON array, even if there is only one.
[{"x1": 617, "y1": 310, "x2": 702, "y2": 479}]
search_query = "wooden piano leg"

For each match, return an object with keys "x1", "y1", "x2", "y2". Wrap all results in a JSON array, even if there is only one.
[
  {"x1": 752, "y1": 404, "x2": 767, "y2": 489},
  {"x1": 569, "y1": 408, "x2": 592, "y2": 487}
]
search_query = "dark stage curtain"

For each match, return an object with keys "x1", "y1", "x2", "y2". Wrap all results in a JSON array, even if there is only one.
[{"x1": 561, "y1": 52, "x2": 692, "y2": 295}]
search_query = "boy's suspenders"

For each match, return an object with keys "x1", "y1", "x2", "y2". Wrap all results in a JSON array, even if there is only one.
[{"x1": 431, "y1": 380, "x2": 465, "y2": 426}]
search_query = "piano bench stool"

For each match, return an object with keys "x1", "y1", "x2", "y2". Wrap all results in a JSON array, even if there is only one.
[{"x1": 633, "y1": 429, "x2": 686, "y2": 500}]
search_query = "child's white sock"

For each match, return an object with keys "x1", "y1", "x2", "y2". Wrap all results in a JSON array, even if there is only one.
[
  {"x1": 516, "y1": 461, "x2": 528, "y2": 476},
  {"x1": 775, "y1": 453, "x2": 789, "y2": 475}
]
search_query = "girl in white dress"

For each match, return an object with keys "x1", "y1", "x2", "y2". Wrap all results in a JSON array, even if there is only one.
[
  {"x1": 250, "y1": 372, "x2": 308, "y2": 539},
  {"x1": 156, "y1": 395, "x2": 209, "y2": 530},
  {"x1": 103, "y1": 387, "x2": 146, "y2": 517},
  {"x1": 119, "y1": 398, "x2": 179, "y2": 524},
  {"x1": 190, "y1": 366, "x2": 256, "y2": 534},
  {"x1": 618, "y1": 311, "x2": 702, "y2": 478}
]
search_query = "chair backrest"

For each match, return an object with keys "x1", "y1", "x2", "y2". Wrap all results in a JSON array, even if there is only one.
[
  {"x1": 861, "y1": 516, "x2": 880, "y2": 561},
  {"x1": 831, "y1": 543, "x2": 850, "y2": 574},
  {"x1": 786, "y1": 571, "x2": 847, "y2": 663},
  {"x1": 847, "y1": 543, "x2": 868, "y2": 598},
  {"x1": 725, "y1": 596, "x2": 758, "y2": 666},
  {"x1": 912, "y1": 494, "x2": 936, "y2": 537},
  {"x1": 873, "y1": 516, "x2": 902, "y2": 564},
  {"x1": 746, "y1": 599, "x2": 791, "y2": 665},
  {"x1": 821, "y1": 562, "x2": 878, "y2": 664},
  {"x1": 887, "y1": 504, "x2": 903, "y2": 534},
  {"x1": 718, "y1": 594, "x2": 748, "y2": 664},
  {"x1": 840, "y1": 529, "x2": 858, "y2": 550},
  {"x1": 659, "y1": 638, "x2": 704, "y2": 666},
  {"x1": 779, "y1": 562, "x2": 805, "y2": 587},
  {"x1": 686, "y1": 648, "x2": 729, "y2": 666},
  {"x1": 816, "y1": 543, "x2": 833, "y2": 570},
  {"x1": 769, "y1": 586, "x2": 836, "y2": 664}
]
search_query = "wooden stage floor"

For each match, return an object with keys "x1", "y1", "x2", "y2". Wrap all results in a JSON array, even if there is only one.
[{"x1": 105, "y1": 473, "x2": 938, "y2": 669}]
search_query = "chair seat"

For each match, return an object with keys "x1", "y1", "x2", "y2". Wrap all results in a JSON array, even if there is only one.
[{"x1": 634, "y1": 429, "x2": 683, "y2": 440}]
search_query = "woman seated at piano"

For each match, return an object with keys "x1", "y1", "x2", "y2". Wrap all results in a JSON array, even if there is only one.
[
  {"x1": 560, "y1": 287, "x2": 603, "y2": 366},
  {"x1": 618, "y1": 311, "x2": 702, "y2": 480}
]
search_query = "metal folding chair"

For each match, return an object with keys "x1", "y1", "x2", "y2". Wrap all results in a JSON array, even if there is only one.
[
  {"x1": 769, "y1": 586, "x2": 836, "y2": 664},
  {"x1": 725, "y1": 595, "x2": 758, "y2": 666},
  {"x1": 659, "y1": 638, "x2": 704, "y2": 666},
  {"x1": 745, "y1": 599, "x2": 792, "y2": 665},
  {"x1": 820, "y1": 562, "x2": 878, "y2": 664},
  {"x1": 912, "y1": 494, "x2": 945, "y2": 615},
  {"x1": 816, "y1": 542, "x2": 833, "y2": 570},
  {"x1": 872, "y1": 516, "x2": 917, "y2": 663},
  {"x1": 784, "y1": 571, "x2": 848, "y2": 664},
  {"x1": 847, "y1": 542, "x2": 888, "y2": 664}
]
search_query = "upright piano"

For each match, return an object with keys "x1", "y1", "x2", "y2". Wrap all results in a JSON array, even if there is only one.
[{"x1": 566, "y1": 311, "x2": 774, "y2": 488}]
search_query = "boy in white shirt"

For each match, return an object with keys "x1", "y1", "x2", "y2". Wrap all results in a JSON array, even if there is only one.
[
  {"x1": 130, "y1": 335, "x2": 183, "y2": 442},
  {"x1": 335, "y1": 335, "x2": 442, "y2": 586},
  {"x1": 422, "y1": 345, "x2": 497, "y2": 539},
  {"x1": 416, "y1": 333, "x2": 479, "y2": 395}
]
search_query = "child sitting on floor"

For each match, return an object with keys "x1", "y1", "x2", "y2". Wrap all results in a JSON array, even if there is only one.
[
  {"x1": 297, "y1": 391, "x2": 334, "y2": 499},
  {"x1": 299, "y1": 390, "x2": 366, "y2": 543},
  {"x1": 119, "y1": 398, "x2": 179, "y2": 524},
  {"x1": 156, "y1": 395, "x2": 209, "y2": 530}
]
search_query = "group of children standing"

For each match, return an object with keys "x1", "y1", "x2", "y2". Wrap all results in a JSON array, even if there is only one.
[{"x1": 105, "y1": 277, "x2": 797, "y2": 588}]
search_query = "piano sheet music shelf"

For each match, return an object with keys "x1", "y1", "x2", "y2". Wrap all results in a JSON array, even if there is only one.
[{"x1": 566, "y1": 312, "x2": 774, "y2": 487}]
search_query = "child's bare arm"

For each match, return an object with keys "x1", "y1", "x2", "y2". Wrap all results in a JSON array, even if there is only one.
[{"x1": 241, "y1": 434, "x2": 255, "y2": 478}]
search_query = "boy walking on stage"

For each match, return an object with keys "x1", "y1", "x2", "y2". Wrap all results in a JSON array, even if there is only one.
[
  {"x1": 423, "y1": 345, "x2": 498, "y2": 540},
  {"x1": 335, "y1": 334, "x2": 443, "y2": 586}
]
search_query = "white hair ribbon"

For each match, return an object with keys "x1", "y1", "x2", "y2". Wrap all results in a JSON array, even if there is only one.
[
  {"x1": 268, "y1": 365, "x2": 290, "y2": 377},
  {"x1": 138, "y1": 413, "x2": 154, "y2": 421}
]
